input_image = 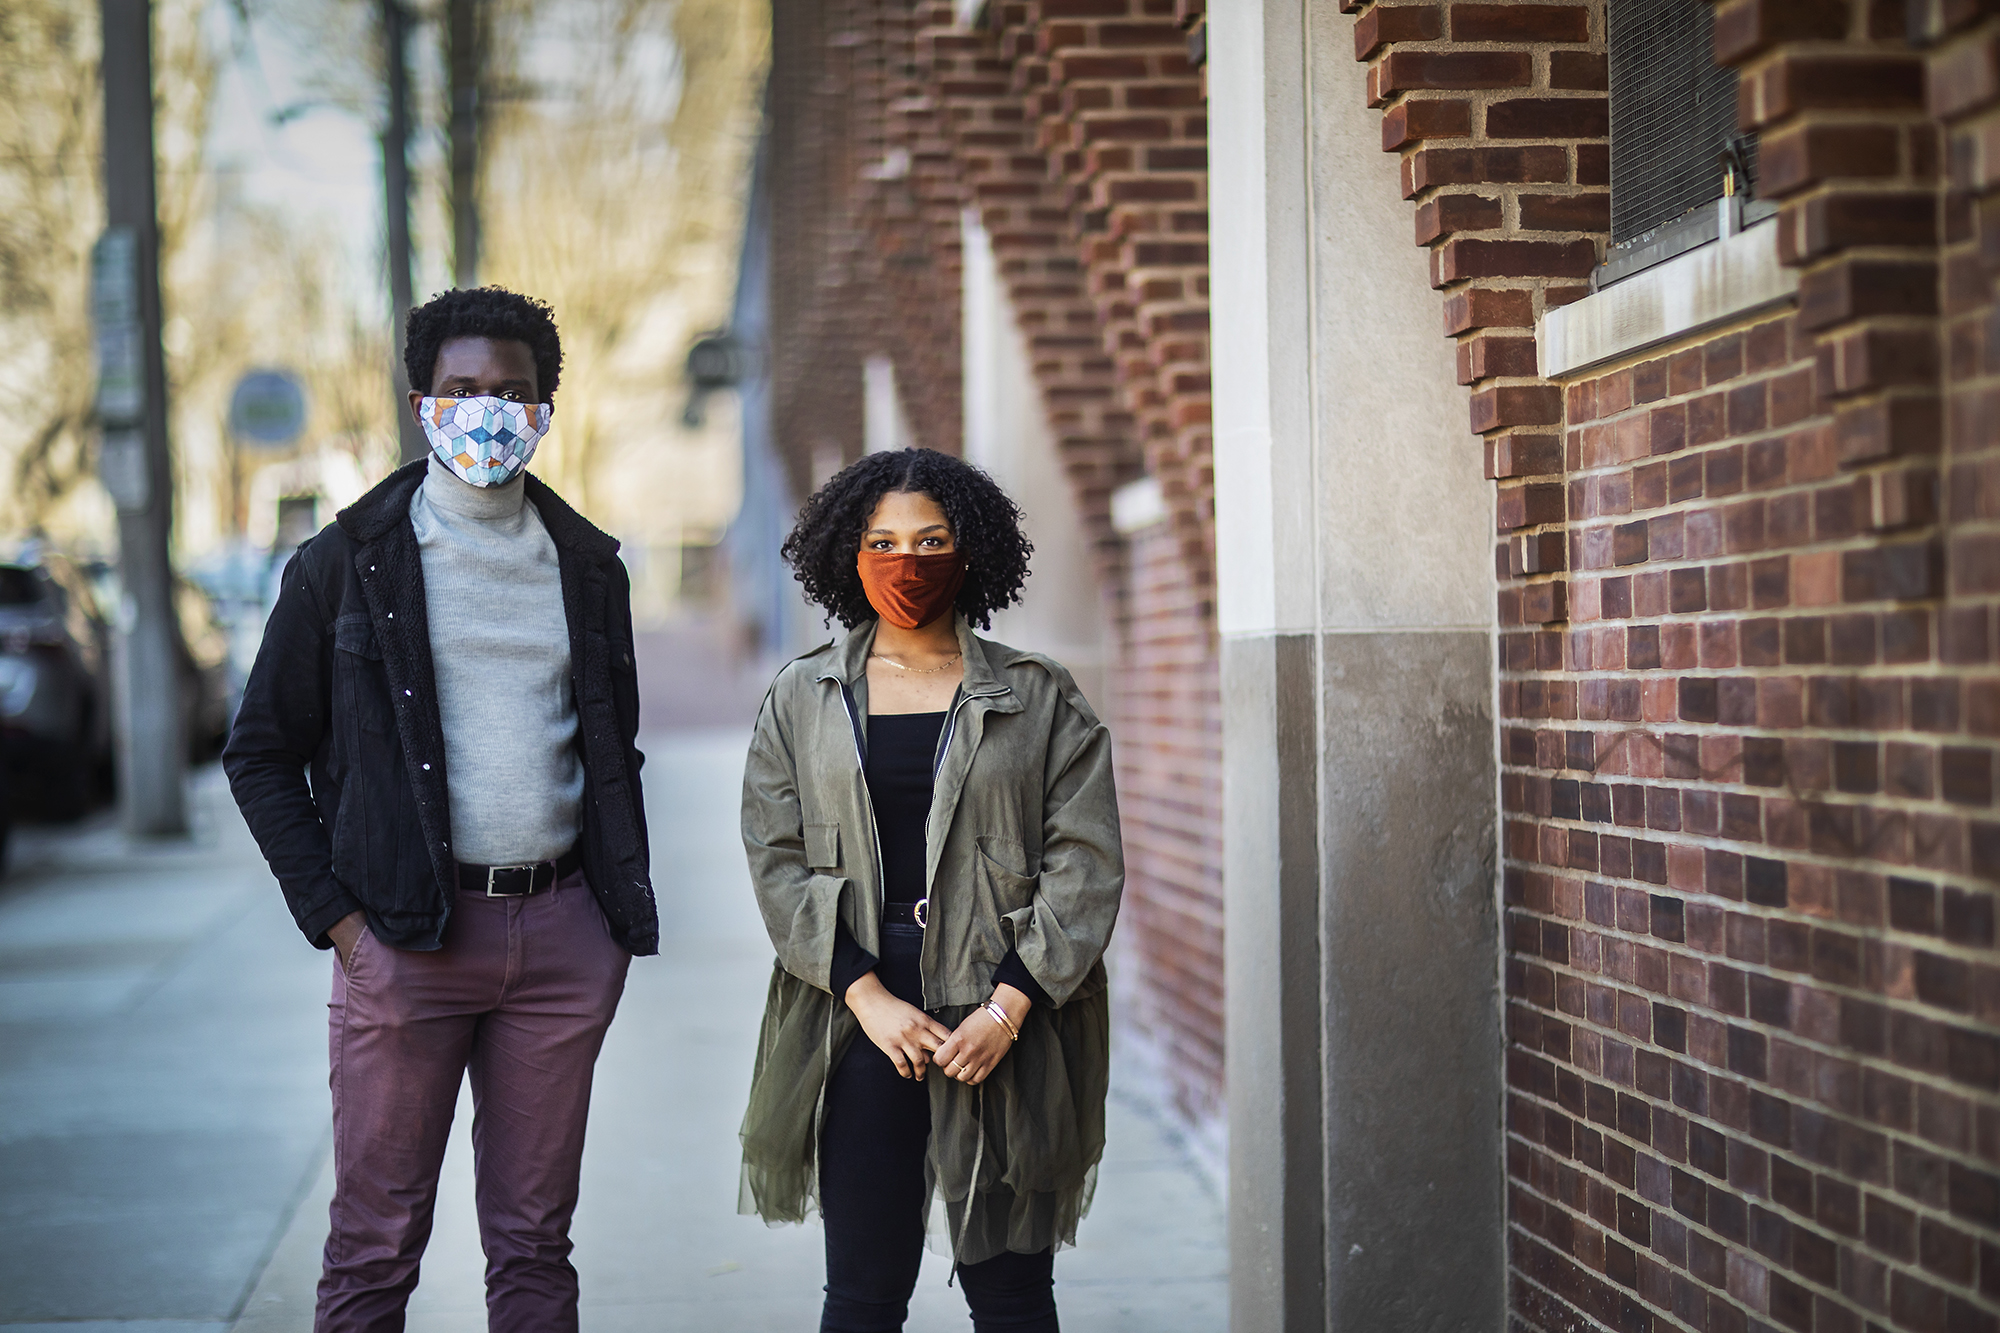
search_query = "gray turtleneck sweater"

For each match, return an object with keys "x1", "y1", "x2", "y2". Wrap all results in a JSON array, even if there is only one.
[{"x1": 409, "y1": 457, "x2": 583, "y2": 866}]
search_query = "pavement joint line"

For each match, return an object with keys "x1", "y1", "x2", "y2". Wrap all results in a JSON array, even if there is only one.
[{"x1": 223, "y1": 1125, "x2": 332, "y2": 1326}]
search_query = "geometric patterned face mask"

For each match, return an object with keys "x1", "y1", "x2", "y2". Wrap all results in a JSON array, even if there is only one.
[{"x1": 418, "y1": 395, "x2": 554, "y2": 488}]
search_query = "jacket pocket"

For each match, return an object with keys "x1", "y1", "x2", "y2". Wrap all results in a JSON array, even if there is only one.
[
  {"x1": 972, "y1": 835, "x2": 1038, "y2": 962},
  {"x1": 782, "y1": 872, "x2": 850, "y2": 991},
  {"x1": 333, "y1": 615, "x2": 395, "y2": 738},
  {"x1": 804, "y1": 822, "x2": 840, "y2": 869}
]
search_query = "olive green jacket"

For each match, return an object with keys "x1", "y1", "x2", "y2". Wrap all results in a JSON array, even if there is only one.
[
  {"x1": 738, "y1": 617, "x2": 1123, "y2": 1258},
  {"x1": 742, "y1": 615, "x2": 1124, "y2": 1009}
]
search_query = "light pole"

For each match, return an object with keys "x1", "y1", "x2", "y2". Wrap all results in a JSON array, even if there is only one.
[{"x1": 96, "y1": 0, "x2": 188, "y2": 837}]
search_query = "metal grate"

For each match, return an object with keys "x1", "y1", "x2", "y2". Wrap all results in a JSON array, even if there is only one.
[{"x1": 1608, "y1": 0, "x2": 1750, "y2": 245}]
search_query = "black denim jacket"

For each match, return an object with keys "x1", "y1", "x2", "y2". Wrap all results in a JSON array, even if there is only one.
[{"x1": 223, "y1": 461, "x2": 658, "y2": 955}]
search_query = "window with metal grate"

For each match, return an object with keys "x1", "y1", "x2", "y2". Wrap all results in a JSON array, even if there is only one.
[{"x1": 1603, "y1": 0, "x2": 1765, "y2": 285}]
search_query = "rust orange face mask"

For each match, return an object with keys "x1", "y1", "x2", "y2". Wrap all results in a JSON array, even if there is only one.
[{"x1": 856, "y1": 549, "x2": 967, "y2": 629}]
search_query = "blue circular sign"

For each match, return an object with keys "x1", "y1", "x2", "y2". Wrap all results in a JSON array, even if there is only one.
[{"x1": 229, "y1": 369, "x2": 307, "y2": 447}]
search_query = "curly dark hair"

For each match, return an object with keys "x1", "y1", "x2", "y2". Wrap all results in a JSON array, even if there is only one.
[
  {"x1": 782, "y1": 448, "x2": 1033, "y2": 630},
  {"x1": 403, "y1": 287, "x2": 564, "y2": 399}
]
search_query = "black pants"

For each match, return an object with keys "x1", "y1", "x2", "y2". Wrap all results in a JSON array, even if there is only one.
[{"x1": 819, "y1": 921, "x2": 1058, "y2": 1333}]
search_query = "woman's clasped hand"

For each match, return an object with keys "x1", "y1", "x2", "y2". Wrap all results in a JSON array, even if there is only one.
[
  {"x1": 844, "y1": 973, "x2": 1030, "y2": 1084},
  {"x1": 843, "y1": 971, "x2": 950, "y2": 1079},
  {"x1": 930, "y1": 983, "x2": 1028, "y2": 1085}
]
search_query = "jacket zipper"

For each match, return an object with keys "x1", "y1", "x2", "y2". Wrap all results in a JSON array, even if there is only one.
[
  {"x1": 931, "y1": 684, "x2": 1007, "y2": 781},
  {"x1": 816, "y1": 678, "x2": 888, "y2": 1178},
  {"x1": 930, "y1": 686, "x2": 1007, "y2": 1276},
  {"x1": 918, "y1": 684, "x2": 1008, "y2": 1007},
  {"x1": 835, "y1": 681, "x2": 889, "y2": 933},
  {"x1": 937, "y1": 682, "x2": 1008, "y2": 1268}
]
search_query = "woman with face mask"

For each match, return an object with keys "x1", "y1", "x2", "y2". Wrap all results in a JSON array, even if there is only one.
[{"x1": 738, "y1": 448, "x2": 1125, "y2": 1333}]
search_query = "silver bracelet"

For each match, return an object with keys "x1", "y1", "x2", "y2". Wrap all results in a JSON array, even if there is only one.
[{"x1": 983, "y1": 1000, "x2": 1020, "y2": 1042}]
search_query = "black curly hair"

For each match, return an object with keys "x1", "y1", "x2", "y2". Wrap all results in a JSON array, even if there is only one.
[
  {"x1": 403, "y1": 287, "x2": 564, "y2": 399},
  {"x1": 782, "y1": 448, "x2": 1033, "y2": 630}
]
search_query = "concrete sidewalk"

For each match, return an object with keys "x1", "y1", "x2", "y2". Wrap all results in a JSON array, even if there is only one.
[
  {"x1": 0, "y1": 767, "x2": 329, "y2": 1332},
  {"x1": 0, "y1": 733, "x2": 1224, "y2": 1331}
]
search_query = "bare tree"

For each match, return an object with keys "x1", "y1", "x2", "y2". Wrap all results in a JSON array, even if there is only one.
[
  {"x1": 0, "y1": 0, "x2": 104, "y2": 537},
  {"x1": 0, "y1": 0, "x2": 766, "y2": 556},
  {"x1": 0, "y1": 0, "x2": 234, "y2": 548},
  {"x1": 477, "y1": 0, "x2": 767, "y2": 516}
]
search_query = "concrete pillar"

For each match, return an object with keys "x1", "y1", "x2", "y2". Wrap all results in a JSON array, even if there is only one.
[
  {"x1": 1209, "y1": 4, "x2": 1323, "y2": 1327},
  {"x1": 1209, "y1": 3, "x2": 1505, "y2": 1329}
]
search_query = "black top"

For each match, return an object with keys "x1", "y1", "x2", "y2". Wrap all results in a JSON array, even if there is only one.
[
  {"x1": 827, "y1": 709, "x2": 1051, "y2": 1011},
  {"x1": 868, "y1": 711, "x2": 947, "y2": 905}
]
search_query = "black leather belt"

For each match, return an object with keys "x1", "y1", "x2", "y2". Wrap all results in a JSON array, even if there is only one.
[
  {"x1": 456, "y1": 847, "x2": 582, "y2": 897},
  {"x1": 883, "y1": 899, "x2": 929, "y2": 928}
]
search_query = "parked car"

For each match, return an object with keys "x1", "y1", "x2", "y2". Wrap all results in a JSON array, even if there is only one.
[
  {"x1": 79, "y1": 560, "x2": 237, "y2": 766},
  {"x1": 0, "y1": 552, "x2": 113, "y2": 818}
]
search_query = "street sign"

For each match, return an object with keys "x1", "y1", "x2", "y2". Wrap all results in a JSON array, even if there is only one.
[
  {"x1": 228, "y1": 369, "x2": 307, "y2": 448},
  {"x1": 91, "y1": 228, "x2": 145, "y2": 425},
  {"x1": 90, "y1": 227, "x2": 139, "y2": 325},
  {"x1": 98, "y1": 428, "x2": 150, "y2": 511}
]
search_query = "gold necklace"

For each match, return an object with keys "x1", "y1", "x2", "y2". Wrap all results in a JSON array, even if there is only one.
[{"x1": 870, "y1": 651, "x2": 962, "y2": 674}]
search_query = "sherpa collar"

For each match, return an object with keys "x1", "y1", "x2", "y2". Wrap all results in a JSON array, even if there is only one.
[{"x1": 336, "y1": 459, "x2": 620, "y2": 560}]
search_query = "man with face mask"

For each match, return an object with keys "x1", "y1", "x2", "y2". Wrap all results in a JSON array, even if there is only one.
[{"x1": 224, "y1": 287, "x2": 655, "y2": 1331}]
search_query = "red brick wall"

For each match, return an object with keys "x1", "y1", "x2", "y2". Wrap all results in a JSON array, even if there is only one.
[
  {"x1": 766, "y1": 0, "x2": 965, "y2": 487},
  {"x1": 998, "y1": 0, "x2": 1223, "y2": 1134},
  {"x1": 766, "y1": 0, "x2": 1226, "y2": 1136},
  {"x1": 1348, "y1": 0, "x2": 2000, "y2": 1324},
  {"x1": 1107, "y1": 508, "x2": 1224, "y2": 1127}
]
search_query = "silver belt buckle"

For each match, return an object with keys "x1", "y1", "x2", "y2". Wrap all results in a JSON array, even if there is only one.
[
  {"x1": 913, "y1": 897, "x2": 928, "y2": 929},
  {"x1": 486, "y1": 863, "x2": 538, "y2": 896}
]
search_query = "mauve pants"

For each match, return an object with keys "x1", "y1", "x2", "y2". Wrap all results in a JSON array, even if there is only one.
[{"x1": 315, "y1": 869, "x2": 630, "y2": 1333}]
